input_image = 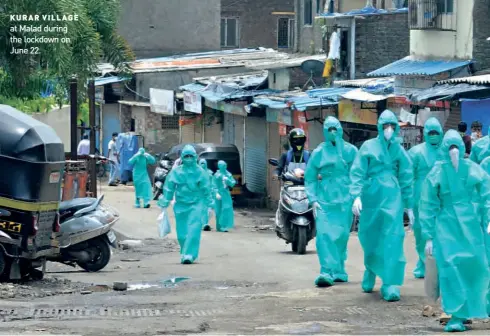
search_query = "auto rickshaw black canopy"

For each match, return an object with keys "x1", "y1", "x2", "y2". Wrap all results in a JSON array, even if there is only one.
[
  {"x1": 0, "y1": 105, "x2": 64, "y2": 162},
  {"x1": 0, "y1": 105, "x2": 65, "y2": 205}
]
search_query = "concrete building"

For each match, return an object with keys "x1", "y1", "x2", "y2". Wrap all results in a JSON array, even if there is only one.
[
  {"x1": 294, "y1": 1, "x2": 409, "y2": 79},
  {"x1": 118, "y1": 0, "x2": 221, "y2": 58},
  {"x1": 369, "y1": 0, "x2": 490, "y2": 131},
  {"x1": 221, "y1": 0, "x2": 295, "y2": 50}
]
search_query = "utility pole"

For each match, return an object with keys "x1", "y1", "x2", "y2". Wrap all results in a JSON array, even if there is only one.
[
  {"x1": 70, "y1": 77, "x2": 78, "y2": 160},
  {"x1": 88, "y1": 80, "x2": 97, "y2": 197}
]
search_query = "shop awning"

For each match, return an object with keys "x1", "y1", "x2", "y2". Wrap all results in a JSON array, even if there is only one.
[
  {"x1": 410, "y1": 83, "x2": 490, "y2": 102},
  {"x1": 368, "y1": 56, "x2": 473, "y2": 77}
]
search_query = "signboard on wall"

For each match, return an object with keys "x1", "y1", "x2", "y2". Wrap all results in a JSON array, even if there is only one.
[
  {"x1": 183, "y1": 91, "x2": 202, "y2": 114},
  {"x1": 338, "y1": 100, "x2": 377, "y2": 125},
  {"x1": 150, "y1": 88, "x2": 174, "y2": 115}
]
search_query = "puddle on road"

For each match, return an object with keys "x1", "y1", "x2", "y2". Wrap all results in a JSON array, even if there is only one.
[{"x1": 127, "y1": 277, "x2": 191, "y2": 291}]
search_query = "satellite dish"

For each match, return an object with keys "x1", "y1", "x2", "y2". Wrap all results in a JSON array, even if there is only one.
[
  {"x1": 300, "y1": 59, "x2": 325, "y2": 89},
  {"x1": 301, "y1": 60, "x2": 325, "y2": 77}
]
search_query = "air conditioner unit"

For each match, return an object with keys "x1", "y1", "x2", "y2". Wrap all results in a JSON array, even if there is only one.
[{"x1": 417, "y1": 0, "x2": 438, "y2": 28}]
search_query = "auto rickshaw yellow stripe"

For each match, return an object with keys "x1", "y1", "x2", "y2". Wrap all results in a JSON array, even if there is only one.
[{"x1": 0, "y1": 197, "x2": 59, "y2": 212}]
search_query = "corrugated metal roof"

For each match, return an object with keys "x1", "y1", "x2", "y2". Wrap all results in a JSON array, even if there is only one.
[
  {"x1": 128, "y1": 48, "x2": 291, "y2": 73},
  {"x1": 410, "y1": 83, "x2": 490, "y2": 102},
  {"x1": 94, "y1": 76, "x2": 129, "y2": 86},
  {"x1": 246, "y1": 54, "x2": 326, "y2": 70},
  {"x1": 437, "y1": 74, "x2": 490, "y2": 85},
  {"x1": 193, "y1": 71, "x2": 268, "y2": 89},
  {"x1": 368, "y1": 56, "x2": 472, "y2": 77},
  {"x1": 334, "y1": 77, "x2": 394, "y2": 88}
]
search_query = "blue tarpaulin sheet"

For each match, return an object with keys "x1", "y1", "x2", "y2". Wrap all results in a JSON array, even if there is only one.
[{"x1": 461, "y1": 98, "x2": 490, "y2": 134}]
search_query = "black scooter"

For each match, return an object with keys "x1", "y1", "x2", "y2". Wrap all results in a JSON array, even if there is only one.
[{"x1": 153, "y1": 154, "x2": 172, "y2": 200}]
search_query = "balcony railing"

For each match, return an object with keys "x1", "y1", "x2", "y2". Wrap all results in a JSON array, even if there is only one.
[{"x1": 408, "y1": 0, "x2": 456, "y2": 31}]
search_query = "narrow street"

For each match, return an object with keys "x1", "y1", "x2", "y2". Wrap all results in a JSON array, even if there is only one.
[{"x1": 0, "y1": 186, "x2": 488, "y2": 335}]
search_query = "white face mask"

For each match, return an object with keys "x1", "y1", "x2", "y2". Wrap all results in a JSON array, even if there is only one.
[
  {"x1": 449, "y1": 147, "x2": 460, "y2": 171},
  {"x1": 384, "y1": 127, "x2": 394, "y2": 141}
]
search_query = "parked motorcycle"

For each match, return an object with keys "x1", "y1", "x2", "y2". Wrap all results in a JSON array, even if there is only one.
[
  {"x1": 153, "y1": 154, "x2": 172, "y2": 200},
  {"x1": 268, "y1": 158, "x2": 315, "y2": 254},
  {"x1": 48, "y1": 195, "x2": 119, "y2": 272}
]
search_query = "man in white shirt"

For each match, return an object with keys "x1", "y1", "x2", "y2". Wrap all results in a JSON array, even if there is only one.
[
  {"x1": 77, "y1": 135, "x2": 90, "y2": 156},
  {"x1": 108, "y1": 132, "x2": 120, "y2": 186}
]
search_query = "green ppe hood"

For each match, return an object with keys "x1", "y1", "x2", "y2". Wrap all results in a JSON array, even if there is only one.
[
  {"x1": 323, "y1": 116, "x2": 343, "y2": 143},
  {"x1": 377, "y1": 110, "x2": 400, "y2": 142},
  {"x1": 441, "y1": 129, "x2": 465, "y2": 160},
  {"x1": 423, "y1": 117, "x2": 443, "y2": 145},
  {"x1": 199, "y1": 158, "x2": 208, "y2": 169}
]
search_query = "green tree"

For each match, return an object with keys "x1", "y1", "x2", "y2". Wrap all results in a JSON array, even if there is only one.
[{"x1": 0, "y1": 0, "x2": 134, "y2": 100}]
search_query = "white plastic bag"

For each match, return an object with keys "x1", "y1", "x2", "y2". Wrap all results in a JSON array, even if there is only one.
[
  {"x1": 157, "y1": 209, "x2": 171, "y2": 238},
  {"x1": 424, "y1": 254, "x2": 440, "y2": 302}
]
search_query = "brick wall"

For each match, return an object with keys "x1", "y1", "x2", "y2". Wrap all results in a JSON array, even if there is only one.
[
  {"x1": 472, "y1": 0, "x2": 490, "y2": 72},
  {"x1": 222, "y1": 0, "x2": 295, "y2": 50},
  {"x1": 355, "y1": 13, "x2": 409, "y2": 78}
]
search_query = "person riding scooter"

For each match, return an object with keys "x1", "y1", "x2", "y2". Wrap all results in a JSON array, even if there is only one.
[{"x1": 273, "y1": 128, "x2": 310, "y2": 237}]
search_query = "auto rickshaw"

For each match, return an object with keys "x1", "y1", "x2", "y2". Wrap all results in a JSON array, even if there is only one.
[
  {"x1": 0, "y1": 105, "x2": 64, "y2": 280},
  {"x1": 166, "y1": 143, "x2": 243, "y2": 198}
]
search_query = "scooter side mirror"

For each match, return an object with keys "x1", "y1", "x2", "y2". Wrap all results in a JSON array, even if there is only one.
[{"x1": 269, "y1": 158, "x2": 278, "y2": 166}]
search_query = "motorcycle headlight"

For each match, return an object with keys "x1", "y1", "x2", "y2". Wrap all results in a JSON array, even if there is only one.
[{"x1": 290, "y1": 200, "x2": 309, "y2": 213}]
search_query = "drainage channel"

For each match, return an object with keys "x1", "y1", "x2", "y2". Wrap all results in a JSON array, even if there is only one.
[{"x1": 0, "y1": 307, "x2": 224, "y2": 321}]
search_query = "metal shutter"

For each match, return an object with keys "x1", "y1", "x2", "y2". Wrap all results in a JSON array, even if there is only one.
[
  {"x1": 234, "y1": 115, "x2": 245, "y2": 177},
  {"x1": 267, "y1": 122, "x2": 282, "y2": 202},
  {"x1": 244, "y1": 116, "x2": 267, "y2": 194},
  {"x1": 180, "y1": 123, "x2": 195, "y2": 144},
  {"x1": 223, "y1": 113, "x2": 235, "y2": 145}
]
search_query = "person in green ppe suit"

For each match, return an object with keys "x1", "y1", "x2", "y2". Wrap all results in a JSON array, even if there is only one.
[
  {"x1": 408, "y1": 117, "x2": 444, "y2": 279},
  {"x1": 420, "y1": 130, "x2": 490, "y2": 332},
  {"x1": 350, "y1": 110, "x2": 414, "y2": 302},
  {"x1": 305, "y1": 116, "x2": 358, "y2": 287},
  {"x1": 469, "y1": 126, "x2": 490, "y2": 164},
  {"x1": 157, "y1": 145, "x2": 212, "y2": 264},
  {"x1": 129, "y1": 148, "x2": 156, "y2": 208},
  {"x1": 214, "y1": 160, "x2": 236, "y2": 232},
  {"x1": 199, "y1": 158, "x2": 215, "y2": 232}
]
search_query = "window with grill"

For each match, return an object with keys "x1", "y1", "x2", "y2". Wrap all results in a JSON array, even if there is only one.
[
  {"x1": 161, "y1": 116, "x2": 179, "y2": 129},
  {"x1": 304, "y1": 0, "x2": 313, "y2": 25},
  {"x1": 408, "y1": 0, "x2": 455, "y2": 31},
  {"x1": 220, "y1": 17, "x2": 239, "y2": 47},
  {"x1": 277, "y1": 18, "x2": 295, "y2": 49}
]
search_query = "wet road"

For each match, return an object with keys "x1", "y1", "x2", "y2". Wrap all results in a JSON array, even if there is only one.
[{"x1": 0, "y1": 185, "x2": 488, "y2": 335}]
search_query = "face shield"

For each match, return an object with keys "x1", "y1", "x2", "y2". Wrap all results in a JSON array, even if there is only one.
[{"x1": 327, "y1": 127, "x2": 337, "y2": 142}]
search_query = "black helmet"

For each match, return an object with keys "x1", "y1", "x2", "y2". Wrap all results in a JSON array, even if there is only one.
[
  {"x1": 458, "y1": 121, "x2": 467, "y2": 133},
  {"x1": 288, "y1": 128, "x2": 307, "y2": 152}
]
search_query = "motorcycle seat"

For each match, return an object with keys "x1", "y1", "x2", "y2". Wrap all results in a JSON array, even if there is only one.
[{"x1": 59, "y1": 198, "x2": 97, "y2": 222}]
